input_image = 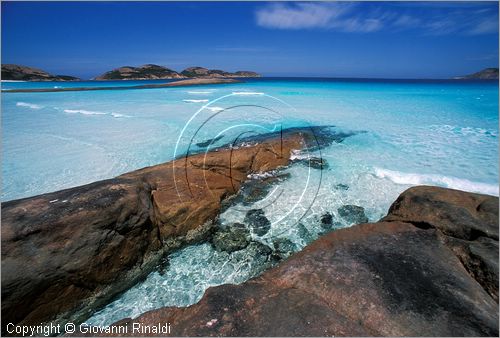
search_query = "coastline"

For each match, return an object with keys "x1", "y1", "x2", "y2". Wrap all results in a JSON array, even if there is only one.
[{"x1": 1, "y1": 78, "x2": 243, "y2": 93}]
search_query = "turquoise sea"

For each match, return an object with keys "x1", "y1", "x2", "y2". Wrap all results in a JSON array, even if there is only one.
[{"x1": 2, "y1": 78, "x2": 498, "y2": 325}]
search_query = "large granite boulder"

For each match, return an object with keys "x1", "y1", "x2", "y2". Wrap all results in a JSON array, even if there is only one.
[
  {"x1": 0, "y1": 129, "x2": 309, "y2": 333},
  {"x1": 2, "y1": 126, "x2": 350, "y2": 333},
  {"x1": 105, "y1": 186, "x2": 498, "y2": 336}
]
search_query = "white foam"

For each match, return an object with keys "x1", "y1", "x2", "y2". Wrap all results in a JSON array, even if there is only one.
[
  {"x1": 374, "y1": 167, "x2": 499, "y2": 196},
  {"x1": 232, "y1": 92, "x2": 264, "y2": 96},
  {"x1": 111, "y1": 113, "x2": 131, "y2": 118},
  {"x1": 289, "y1": 149, "x2": 309, "y2": 161},
  {"x1": 206, "y1": 106, "x2": 224, "y2": 112},
  {"x1": 182, "y1": 99, "x2": 209, "y2": 103},
  {"x1": 16, "y1": 102, "x2": 42, "y2": 109},
  {"x1": 64, "y1": 109, "x2": 107, "y2": 115},
  {"x1": 247, "y1": 171, "x2": 275, "y2": 179},
  {"x1": 187, "y1": 91, "x2": 213, "y2": 94}
]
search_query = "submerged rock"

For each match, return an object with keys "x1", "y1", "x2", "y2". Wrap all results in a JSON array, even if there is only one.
[
  {"x1": 244, "y1": 209, "x2": 271, "y2": 236},
  {"x1": 272, "y1": 238, "x2": 298, "y2": 261},
  {"x1": 334, "y1": 183, "x2": 349, "y2": 191},
  {"x1": 308, "y1": 157, "x2": 329, "y2": 170},
  {"x1": 293, "y1": 157, "x2": 329, "y2": 170},
  {"x1": 229, "y1": 241, "x2": 274, "y2": 279},
  {"x1": 107, "y1": 186, "x2": 499, "y2": 337},
  {"x1": 196, "y1": 135, "x2": 224, "y2": 148},
  {"x1": 338, "y1": 204, "x2": 369, "y2": 224},
  {"x1": 211, "y1": 223, "x2": 250, "y2": 253},
  {"x1": 226, "y1": 172, "x2": 291, "y2": 208},
  {"x1": 320, "y1": 212, "x2": 333, "y2": 229},
  {"x1": 296, "y1": 222, "x2": 315, "y2": 244}
]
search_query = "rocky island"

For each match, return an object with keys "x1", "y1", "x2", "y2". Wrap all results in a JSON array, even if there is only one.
[
  {"x1": 95, "y1": 65, "x2": 260, "y2": 80},
  {"x1": 1, "y1": 64, "x2": 80, "y2": 81},
  {"x1": 1, "y1": 63, "x2": 260, "y2": 82},
  {"x1": 454, "y1": 67, "x2": 499, "y2": 80},
  {"x1": 94, "y1": 64, "x2": 184, "y2": 80},
  {"x1": 180, "y1": 66, "x2": 260, "y2": 79}
]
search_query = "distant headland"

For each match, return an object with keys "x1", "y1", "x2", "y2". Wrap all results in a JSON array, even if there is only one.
[
  {"x1": 1, "y1": 64, "x2": 80, "y2": 81},
  {"x1": 454, "y1": 67, "x2": 499, "y2": 80},
  {"x1": 1, "y1": 63, "x2": 261, "y2": 82}
]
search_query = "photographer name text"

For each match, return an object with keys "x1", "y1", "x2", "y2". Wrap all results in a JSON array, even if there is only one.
[{"x1": 6, "y1": 322, "x2": 171, "y2": 336}]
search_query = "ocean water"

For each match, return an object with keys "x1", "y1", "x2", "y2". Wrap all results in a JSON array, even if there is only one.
[{"x1": 2, "y1": 78, "x2": 498, "y2": 326}]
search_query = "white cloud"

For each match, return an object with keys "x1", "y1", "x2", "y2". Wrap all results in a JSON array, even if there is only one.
[
  {"x1": 468, "y1": 18, "x2": 498, "y2": 35},
  {"x1": 393, "y1": 15, "x2": 421, "y2": 28},
  {"x1": 255, "y1": 2, "x2": 498, "y2": 36},
  {"x1": 255, "y1": 2, "x2": 382, "y2": 32}
]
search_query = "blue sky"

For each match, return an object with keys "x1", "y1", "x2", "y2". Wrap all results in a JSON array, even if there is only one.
[{"x1": 1, "y1": 1, "x2": 498, "y2": 79}]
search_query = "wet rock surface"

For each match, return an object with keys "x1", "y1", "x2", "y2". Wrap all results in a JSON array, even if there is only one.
[
  {"x1": 334, "y1": 183, "x2": 349, "y2": 191},
  {"x1": 104, "y1": 186, "x2": 499, "y2": 336},
  {"x1": 3, "y1": 127, "x2": 348, "y2": 333},
  {"x1": 320, "y1": 212, "x2": 333, "y2": 229},
  {"x1": 293, "y1": 157, "x2": 329, "y2": 170},
  {"x1": 211, "y1": 223, "x2": 250, "y2": 253},
  {"x1": 244, "y1": 209, "x2": 271, "y2": 236},
  {"x1": 195, "y1": 135, "x2": 224, "y2": 148},
  {"x1": 271, "y1": 238, "x2": 297, "y2": 261},
  {"x1": 297, "y1": 223, "x2": 315, "y2": 243},
  {"x1": 222, "y1": 172, "x2": 291, "y2": 209},
  {"x1": 338, "y1": 204, "x2": 369, "y2": 224}
]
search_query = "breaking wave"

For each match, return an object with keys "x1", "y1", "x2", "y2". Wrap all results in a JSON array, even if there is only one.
[
  {"x1": 182, "y1": 99, "x2": 209, "y2": 103},
  {"x1": 16, "y1": 102, "x2": 42, "y2": 109},
  {"x1": 232, "y1": 92, "x2": 264, "y2": 96},
  {"x1": 64, "y1": 109, "x2": 107, "y2": 115},
  {"x1": 374, "y1": 167, "x2": 498, "y2": 196}
]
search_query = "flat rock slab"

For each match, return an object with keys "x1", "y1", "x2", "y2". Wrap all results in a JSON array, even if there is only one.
[{"x1": 103, "y1": 186, "x2": 498, "y2": 337}]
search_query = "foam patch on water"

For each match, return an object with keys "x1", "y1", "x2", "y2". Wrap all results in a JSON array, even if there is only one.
[
  {"x1": 232, "y1": 92, "x2": 264, "y2": 96},
  {"x1": 187, "y1": 91, "x2": 213, "y2": 94},
  {"x1": 111, "y1": 113, "x2": 131, "y2": 118},
  {"x1": 205, "y1": 106, "x2": 224, "y2": 112},
  {"x1": 183, "y1": 99, "x2": 209, "y2": 103},
  {"x1": 16, "y1": 102, "x2": 42, "y2": 109},
  {"x1": 64, "y1": 109, "x2": 107, "y2": 115},
  {"x1": 374, "y1": 167, "x2": 499, "y2": 196},
  {"x1": 289, "y1": 149, "x2": 310, "y2": 161}
]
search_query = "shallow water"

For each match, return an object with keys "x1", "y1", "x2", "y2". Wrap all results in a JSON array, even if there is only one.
[{"x1": 2, "y1": 78, "x2": 498, "y2": 326}]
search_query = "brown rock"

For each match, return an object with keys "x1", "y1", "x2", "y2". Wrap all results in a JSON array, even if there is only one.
[
  {"x1": 382, "y1": 185, "x2": 499, "y2": 301},
  {"x1": 1, "y1": 127, "x2": 339, "y2": 333},
  {"x1": 103, "y1": 186, "x2": 498, "y2": 336}
]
